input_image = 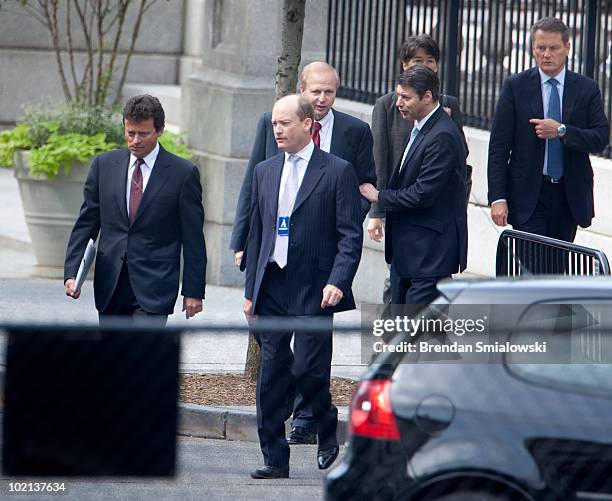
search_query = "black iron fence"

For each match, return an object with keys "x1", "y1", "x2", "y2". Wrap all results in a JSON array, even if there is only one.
[
  {"x1": 326, "y1": 0, "x2": 612, "y2": 158},
  {"x1": 495, "y1": 229, "x2": 611, "y2": 276}
]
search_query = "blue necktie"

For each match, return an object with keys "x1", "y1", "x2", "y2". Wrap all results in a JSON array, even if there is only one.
[
  {"x1": 400, "y1": 127, "x2": 420, "y2": 172},
  {"x1": 546, "y1": 78, "x2": 563, "y2": 181}
]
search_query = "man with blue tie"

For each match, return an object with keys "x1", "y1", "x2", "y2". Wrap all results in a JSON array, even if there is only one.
[
  {"x1": 244, "y1": 95, "x2": 362, "y2": 478},
  {"x1": 488, "y1": 17, "x2": 609, "y2": 242}
]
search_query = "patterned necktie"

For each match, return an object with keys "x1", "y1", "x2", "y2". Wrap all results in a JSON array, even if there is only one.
[
  {"x1": 129, "y1": 158, "x2": 144, "y2": 223},
  {"x1": 546, "y1": 78, "x2": 564, "y2": 181},
  {"x1": 273, "y1": 155, "x2": 300, "y2": 268},
  {"x1": 312, "y1": 121, "x2": 322, "y2": 147}
]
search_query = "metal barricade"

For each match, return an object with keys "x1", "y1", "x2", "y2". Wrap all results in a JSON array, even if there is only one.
[{"x1": 495, "y1": 229, "x2": 611, "y2": 277}]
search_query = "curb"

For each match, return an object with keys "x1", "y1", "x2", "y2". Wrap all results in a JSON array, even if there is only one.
[
  {"x1": 0, "y1": 234, "x2": 32, "y2": 255},
  {"x1": 178, "y1": 403, "x2": 348, "y2": 443}
]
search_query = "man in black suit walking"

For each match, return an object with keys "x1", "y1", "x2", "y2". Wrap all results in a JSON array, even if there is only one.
[
  {"x1": 361, "y1": 66, "x2": 468, "y2": 304},
  {"x1": 369, "y1": 34, "x2": 469, "y2": 305},
  {"x1": 231, "y1": 61, "x2": 375, "y2": 266},
  {"x1": 488, "y1": 17, "x2": 609, "y2": 242},
  {"x1": 244, "y1": 95, "x2": 362, "y2": 478},
  {"x1": 232, "y1": 61, "x2": 375, "y2": 444},
  {"x1": 64, "y1": 95, "x2": 207, "y2": 323}
]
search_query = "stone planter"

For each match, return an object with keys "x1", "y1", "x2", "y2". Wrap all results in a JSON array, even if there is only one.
[{"x1": 13, "y1": 150, "x2": 90, "y2": 278}]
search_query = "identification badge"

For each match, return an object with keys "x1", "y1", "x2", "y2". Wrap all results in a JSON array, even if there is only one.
[{"x1": 277, "y1": 216, "x2": 290, "y2": 236}]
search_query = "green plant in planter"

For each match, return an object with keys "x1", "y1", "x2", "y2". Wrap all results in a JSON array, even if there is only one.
[{"x1": 0, "y1": 103, "x2": 192, "y2": 179}]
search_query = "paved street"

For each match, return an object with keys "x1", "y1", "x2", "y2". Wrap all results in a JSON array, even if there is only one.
[
  {"x1": 0, "y1": 158, "x2": 356, "y2": 501},
  {"x1": 0, "y1": 276, "x2": 366, "y2": 378},
  {"x1": 0, "y1": 434, "x2": 337, "y2": 500}
]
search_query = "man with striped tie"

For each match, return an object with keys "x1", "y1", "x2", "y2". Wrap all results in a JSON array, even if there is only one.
[{"x1": 64, "y1": 95, "x2": 206, "y2": 324}]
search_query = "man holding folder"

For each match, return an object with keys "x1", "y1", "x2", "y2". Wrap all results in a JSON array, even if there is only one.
[{"x1": 64, "y1": 95, "x2": 207, "y2": 324}]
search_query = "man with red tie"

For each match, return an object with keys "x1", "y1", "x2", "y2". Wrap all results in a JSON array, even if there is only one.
[
  {"x1": 64, "y1": 95, "x2": 207, "y2": 324},
  {"x1": 231, "y1": 62, "x2": 375, "y2": 445}
]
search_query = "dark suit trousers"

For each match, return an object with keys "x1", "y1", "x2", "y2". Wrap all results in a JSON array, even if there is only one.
[
  {"x1": 254, "y1": 263, "x2": 338, "y2": 467},
  {"x1": 515, "y1": 179, "x2": 577, "y2": 243},
  {"x1": 99, "y1": 263, "x2": 167, "y2": 326},
  {"x1": 390, "y1": 265, "x2": 450, "y2": 305}
]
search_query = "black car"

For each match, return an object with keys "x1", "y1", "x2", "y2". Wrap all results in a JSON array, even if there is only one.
[{"x1": 325, "y1": 277, "x2": 612, "y2": 501}]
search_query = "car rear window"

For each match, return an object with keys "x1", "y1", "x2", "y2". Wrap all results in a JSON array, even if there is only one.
[{"x1": 507, "y1": 363, "x2": 612, "y2": 396}]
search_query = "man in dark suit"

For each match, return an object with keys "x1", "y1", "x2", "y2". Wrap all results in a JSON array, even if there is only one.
[
  {"x1": 232, "y1": 61, "x2": 375, "y2": 444},
  {"x1": 244, "y1": 95, "x2": 362, "y2": 478},
  {"x1": 64, "y1": 95, "x2": 207, "y2": 323},
  {"x1": 231, "y1": 61, "x2": 375, "y2": 266},
  {"x1": 361, "y1": 66, "x2": 468, "y2": 304},
  {"x1": 488, "y1": 17, "x2": 609, "y2": 242},
  {"x1": 369, "y1": 34, "x2": 469, "y2": 304}
]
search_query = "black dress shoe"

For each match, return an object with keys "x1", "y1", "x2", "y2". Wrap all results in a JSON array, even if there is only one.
[
  {"x1": 287, "y1": 426, "x2": 317, "y2": 445},
  {"x1": 317, "y1": 445, "x2": 339, "y2": 470},
  {"x1": 250, "y1": 465, "x2": 289, "y2": 479}
]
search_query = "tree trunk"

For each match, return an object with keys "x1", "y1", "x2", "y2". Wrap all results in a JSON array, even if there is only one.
[
  {"x1": 243, "y1": 333, "x2": 260, "y2": 382},
  {"x1": 275, "y1": 0, "x2": 306, "y2": 100},
  {"x1": 244, "y1": 0, "x2": 305, "y2": 383}
]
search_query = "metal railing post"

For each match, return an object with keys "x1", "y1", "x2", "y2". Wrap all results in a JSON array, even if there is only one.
[
  {"x1": 443, "y1": 0, "x2": 461, "y2": 97},
  {"x1": 582, "y1": 0, "x2": 599, "y2": 79}
]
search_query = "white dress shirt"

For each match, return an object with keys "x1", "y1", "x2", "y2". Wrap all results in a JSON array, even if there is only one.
[
  {"x1": 316, "y1": 110, "x2": 334, "y2": 153},
  {"x1": 270, "y1": 140, "x2": 314, "y2": 263},
  {"x1": 277, "y1": 140, "x2": 314, "y2": 212},
  {"x1": 126, "y1": 142, "x2": 160, "y2": 216},
  {"x1": 492, "y1": 67, "x2": 566, "y2": 205},
  {"x1": 399, "y1": 103, "x2": 440, "y2": 170}
]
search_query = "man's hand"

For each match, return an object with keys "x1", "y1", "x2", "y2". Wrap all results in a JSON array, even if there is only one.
[
  {"x1": 443, "y1": 106, "x2": 452, "y2": 116},
  {"x1": 367, "y1": 217, "x2": 384, "y2": 242},
  {"x1": 64, "y1": 278, "x2": 81, "y2": 299},
  {"x1": 234, "y1": 250, "x2": 244, "y2": 268},
  {"x1": 183, "y1": 297, "x2": 203, "y2": 319},
  {"x1": 359, "y1": 183, "x2": 379, "y2": 203},
  {"x1": 243, "y1": 299, "x2": 257, "y2": 321},
  {"x1": 491, "y1": 201, "x2": 509, "y2": 227},
  {"x1": 529, "y1": 118, "x2": 561, "y2": 139},
  {"x1": 321, "y1": 284, "x2": 344, "y2": 308}
]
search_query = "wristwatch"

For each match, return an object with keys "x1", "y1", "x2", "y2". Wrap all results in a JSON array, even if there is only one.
[{"x1": 557, "y1": 124, "x2": 567, "y2": 138}]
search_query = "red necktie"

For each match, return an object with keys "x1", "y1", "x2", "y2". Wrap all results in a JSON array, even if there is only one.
[
  {"x1": 129, "y1": 158, "x2": 144, "y2": 223},
  {"x1": 312, "y1": 121, "x2": 322, "y2": 147}
]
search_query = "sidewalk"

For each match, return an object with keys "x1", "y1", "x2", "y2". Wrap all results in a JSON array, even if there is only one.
[{"x1": 0, "y1": 166, "x2": 365, "y2": 441}]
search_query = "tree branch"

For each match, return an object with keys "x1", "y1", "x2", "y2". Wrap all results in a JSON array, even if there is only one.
[
  {"x1": 66, "y1": 0, "x2": 81, "y2": 102},
  {"x1": 73, "y1": 0, "x2": 95, "y2": 104},
  {"x1": 41, "y1": 0, "x2": 73, "y2": 102},
  {"x1": 101, "y1": 0, "x2": 128, "y2": 105},
  {"x1": 112, "y1": 0, "x2": 152, "y2": 105},
  {"x1": 94, "y1": 0, "x2": 105, "y2": 106}
]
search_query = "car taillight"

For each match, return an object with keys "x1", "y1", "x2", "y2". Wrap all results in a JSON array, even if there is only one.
[{"x1": 349, "y1": 379, "x2": 400, "y2": 440}]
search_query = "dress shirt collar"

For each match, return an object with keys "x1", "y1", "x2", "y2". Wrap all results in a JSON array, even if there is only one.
[
  {"x1": 538, "y1": 66, "x2": 566, "y2": 87},
  {"x1": 285, "y1": 139, "x2": 315, "y2": 166},
  {"x1": 316, "y1": 109, "x2": 333, "y2": 129},
  {"x1": 129, "y1": 142, "x2": 160, "y2": 169},
  {"x1": 414, "y1": 103, "x2": 441, "y2": 132}
]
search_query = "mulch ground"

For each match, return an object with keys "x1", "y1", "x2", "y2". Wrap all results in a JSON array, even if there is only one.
[{"x1": 179, "y1": 373, "x2": 358, "y2": 407}]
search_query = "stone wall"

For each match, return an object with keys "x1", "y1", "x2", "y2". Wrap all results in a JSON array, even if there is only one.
[
  {"x1": 181, "y1": 0, "x2": 328, "y2": 287},
  {"x1": 0, "y1": 0, "x2": 189, "y2": 125}
]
